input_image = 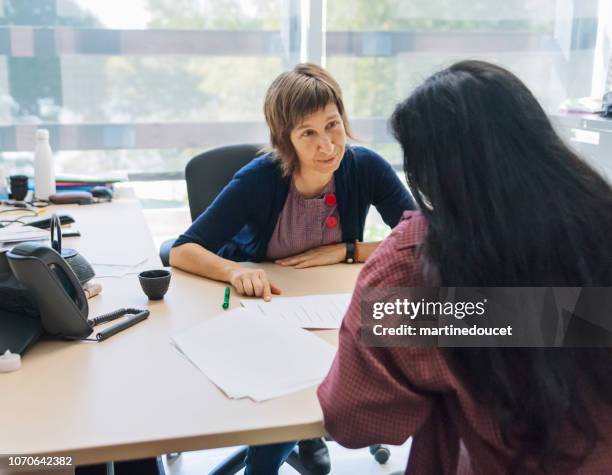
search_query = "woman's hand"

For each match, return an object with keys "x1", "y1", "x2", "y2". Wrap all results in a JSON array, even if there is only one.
[
  {"x1": 275, "y1": 243, "x2": 346, "y2": 269},
  {"x1": 228, "y1": 268, "x2": 282, "y2": 301}
]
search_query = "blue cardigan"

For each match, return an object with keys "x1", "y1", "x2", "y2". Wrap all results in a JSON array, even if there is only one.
[{"x1": 174, "y1": 146, "x2": 416, "y2": 262}]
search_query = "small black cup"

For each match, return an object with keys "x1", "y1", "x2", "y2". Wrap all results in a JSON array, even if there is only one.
[
  {"x1": 138, "y1": 269, "x2": 171, "y2": 300},
  {"x1": 9, "y1": 175, "x2": 28, "y2": 201}
]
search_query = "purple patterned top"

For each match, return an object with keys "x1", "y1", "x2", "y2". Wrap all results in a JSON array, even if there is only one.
[{"x1": 266, "y1": 178, "x2": 343, "y2": 260}]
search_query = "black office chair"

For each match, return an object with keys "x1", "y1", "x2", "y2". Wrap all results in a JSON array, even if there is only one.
[
  {"x1": 161, "y1": 143, "x2": 392, "y2": 474},
  {"x1": 159, "y1": 144, "x2": 264, "y2": 266}
]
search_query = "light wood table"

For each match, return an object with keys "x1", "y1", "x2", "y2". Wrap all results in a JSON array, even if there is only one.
[{"x1": 0, "y1": 200, "x2": 361, "y2": 473}]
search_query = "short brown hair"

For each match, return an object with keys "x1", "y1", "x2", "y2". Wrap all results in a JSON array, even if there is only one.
[{"x1": 263, "y1": 63, "x2": 353, "y2": 176}]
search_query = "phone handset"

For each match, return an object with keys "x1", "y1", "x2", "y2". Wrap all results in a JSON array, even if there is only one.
[
  {"x1": 7, "y1": 244, "x2": 149, "y2": 341},
  {"x1": 7, "y1": 243, "x2": 91, "y2": 338}
]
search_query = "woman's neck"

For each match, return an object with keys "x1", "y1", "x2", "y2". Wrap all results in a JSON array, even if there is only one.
[{"x1": 293, "y1": 169, "x2": 334, "y2": 198}]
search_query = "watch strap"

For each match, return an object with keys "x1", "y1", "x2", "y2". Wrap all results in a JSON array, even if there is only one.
[{"x1": 345, "y1": 241, "x2": 355, "y2": 264}]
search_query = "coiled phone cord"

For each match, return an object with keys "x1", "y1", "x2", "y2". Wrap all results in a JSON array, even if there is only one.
[{"x1": 86, "y1": 308, "x2": 150, "y2": 341}]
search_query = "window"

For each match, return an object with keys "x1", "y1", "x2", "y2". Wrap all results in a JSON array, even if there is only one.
[
  {"x1": 0, "y1": 0, "x2": 284, "y2": 186},
  {"x1": 0, "y1": 0, "x2": 610, "y2": 205},
  {"x1": 326, "y1": 0, "x2": 609, "y2": 170}
]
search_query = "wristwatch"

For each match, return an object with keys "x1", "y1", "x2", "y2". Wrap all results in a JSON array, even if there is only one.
[{"x1": 345, "y1": 241, "x2": 355, "y2": 264}]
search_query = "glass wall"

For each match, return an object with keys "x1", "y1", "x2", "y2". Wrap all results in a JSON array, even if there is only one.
[
  {"x1": 0, "y1": 0, "x2": 283, "y2": 183},
  {"x1": 326, "y1": 0, "x2": 607, "y2": 169},
  {"x1": 0, "y1": 0, "x2": 610, "y2": 195}
]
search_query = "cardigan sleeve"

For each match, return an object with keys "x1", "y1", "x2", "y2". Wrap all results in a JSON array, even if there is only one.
[
  {"x1": 367, "y1": 151, "x2": 416, "y2": 228},
  {"x1": 173, "y1": 164, "x2": 257, "y2": 254}
]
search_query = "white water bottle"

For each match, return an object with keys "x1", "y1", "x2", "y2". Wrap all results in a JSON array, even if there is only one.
[{"x1": 34, "y1": 129, "x2": 56, "y2": 200}]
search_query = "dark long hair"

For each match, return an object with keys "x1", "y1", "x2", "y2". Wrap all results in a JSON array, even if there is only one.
[{"x1": 390, "y1": 60, "x2": 612, "y2": 472}]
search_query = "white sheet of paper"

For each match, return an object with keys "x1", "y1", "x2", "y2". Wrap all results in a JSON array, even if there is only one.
[
  {"x1": 171, "y1": 308, "x2": 337, "y2": 402},
  {"x1": 86, "y1": 251, "x2": 148, "y2": 267},
  {"x1": 92, "y1": 264, "x2": 144, "y2": 278},
  {"x1": 0, "y1": 225, "x2": 49, "y2": 243},
  {"x1": 240, "y1": 293, "x2": 352, "y2": 329}
]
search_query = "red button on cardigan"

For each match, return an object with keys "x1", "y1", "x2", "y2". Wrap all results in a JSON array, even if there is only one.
[
  {"x1": 325, "y1": 215, "x2": 338, "y2": 228},
  {"x1": 325, "y1": 193, "x2": 337, "y2": 206}
]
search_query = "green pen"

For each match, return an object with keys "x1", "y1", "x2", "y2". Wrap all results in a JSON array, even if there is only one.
[{"x1": 222, "y1": 286, "x2": 231, "y2": 309}]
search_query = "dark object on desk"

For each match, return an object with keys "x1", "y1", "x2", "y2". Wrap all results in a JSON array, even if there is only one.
[
  {"x1": 26, "y1": 213, "x2": 75, "y2": 229},
  {"x1": 49, "y1": 191, "x2": 94, "y2": 205},
  {"x1": 0, "y1": 249, "x2": 43, "y2": 354},
  {"x1": 159, "y1": 144, "x2": 263, "y2": 266},
  {"x1": 602, "y1": 91, "x2": 612, "y2": 118},
  {"x1": 7, "y1": 242, "x2": 149, "y2": 343},
  {"x1": 49, "y1": 187, "x2": 112, "y2": 205},
  {"x1": 8, "y1": 175, "x2": 28, "y2": 201},
  {"x1": 0, "y1": 309, "x2": 42, "y2": 354},
  {"x1": 1, "y1": 199, "x2": 29, "y2": 208},
  {"x1": 50, "y1": 213, "x2": 95, "y2": 284},
  {"x1": 58, "y1": 248, "x2": 94, "y2": 284},
  {"x1": 7, "y1": 242, "x2": 92, "y2": 338},
  {"x1": 90, "y1": 185, "x2": 113, "y2": 201},
  {"x1": 88, "y1": 307, "x2": 149, "y2": 341},
  {"x1": 138, "y1": 269, "x2": 171, "y2": 300},
  {"x1": 62, "y1": 228, "x2": 81, "y2": 237}
]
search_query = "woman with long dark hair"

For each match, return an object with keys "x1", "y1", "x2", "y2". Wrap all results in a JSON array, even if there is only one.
[{"x1": 317, "y1": 60, "x2": 612, "y2": 473}]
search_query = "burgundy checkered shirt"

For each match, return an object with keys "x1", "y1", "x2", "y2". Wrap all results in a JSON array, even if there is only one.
[{"x1": 318, "y1": 211, "x2": 612, "y2": 474}]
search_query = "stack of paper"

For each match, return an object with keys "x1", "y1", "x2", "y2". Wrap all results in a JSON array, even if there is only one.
[
  {"x1": 172, "y1": 308, "x2": 336, "y2": 401},
  {"x1": 0, "y1": 225, "x2": 48, "y2": 244},
  {"x1": 0, "y1": 220, "x2": 80, "y2": 249},
  {"x1": 241, "y1": 293, "x2": 351, "y2": 329},
  {"x1": 90, "y1": 258, "x2": 149, "y2": 278}
]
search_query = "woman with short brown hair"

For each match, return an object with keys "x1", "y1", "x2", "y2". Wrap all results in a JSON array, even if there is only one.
[
  {"x1": 171, "y1": 63, "x2": 414, "y2": 302},
  {"x1": 171, "y1": 63, "x2": 415, "y2": 474},
  {"x1": 264, "y1": 63, "x2": 354, "y2": 176}
]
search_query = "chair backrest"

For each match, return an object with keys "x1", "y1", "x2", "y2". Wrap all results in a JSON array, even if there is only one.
[{"x1": 185, "y1": 144, "x2": 264, "y2": 222}]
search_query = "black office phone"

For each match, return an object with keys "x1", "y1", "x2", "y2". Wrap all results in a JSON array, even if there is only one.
[
  {"x1": 4, "y1": 243, "x2": 150, "y2": 349},
  {"x1": 7, "y1": 243, "x2": 93, "y2": 338}
]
